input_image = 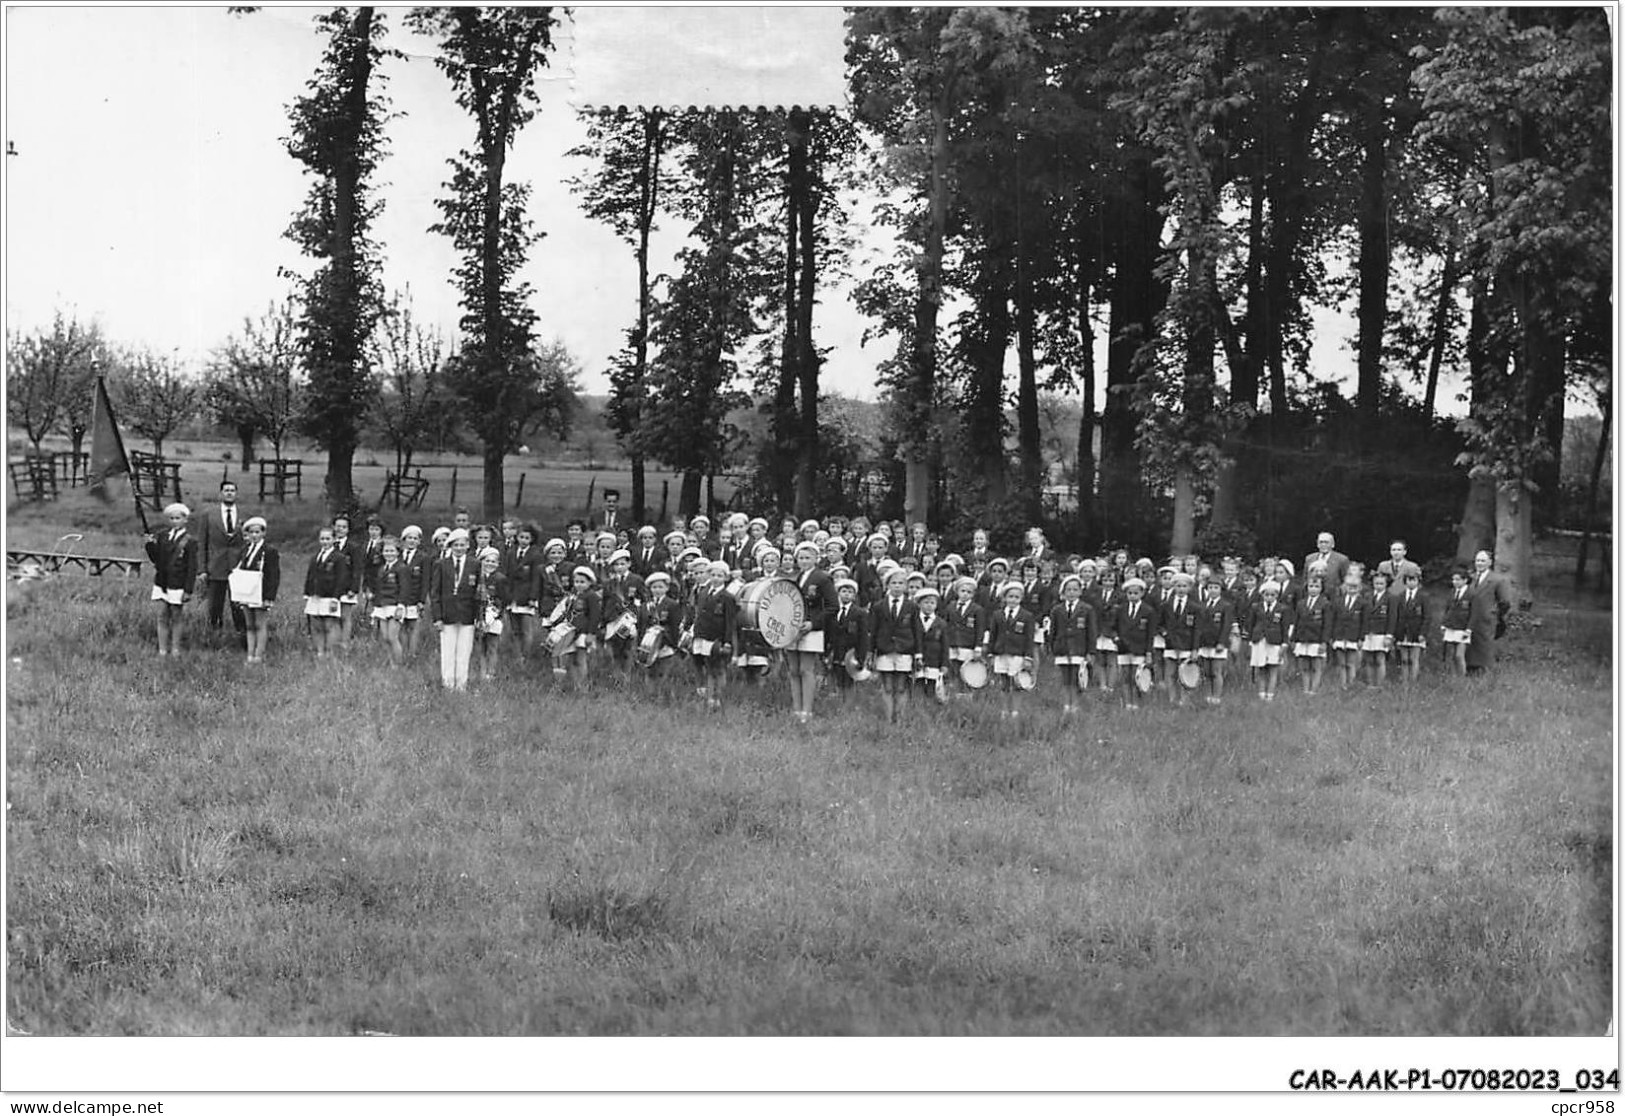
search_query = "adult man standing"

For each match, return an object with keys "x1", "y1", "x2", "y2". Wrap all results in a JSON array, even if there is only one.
[
  {"x1": 199, "y1": 480, "x2": 246, "y2": 644},
  {"x1": 1465, "y1": 548, "x2": 1513, "y2": 675},
  {"x1": 598, "y1": 489, "x2": 622, "y2": 534},
  {"x1": 1376, "y1": 539, "x2": 1422, "y2": 583},
  {"x1": 1304, "y1": 531, "x2": 1350, "y2": 590}
]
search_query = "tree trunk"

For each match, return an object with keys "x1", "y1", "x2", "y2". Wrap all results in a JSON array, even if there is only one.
[
  {"x1": 1075, "y1": 272, "x2": 1097, "y2": 539},
  {"x1": 1575, "y1": 386, "x2": 1611, "y2": 586},
  {"x1": 630, "y1": 110, "x2": 662, "y2": 525},
  {"x1": 792, "y1": 110, "x2": 820, "y2": 521},
  {"x1": 1170, "y1": 468, "x2": 1197, "y2": 555},
  {"x1": 1354, "y1": 101, "x2": 1389, "y2": 431},
  {"x1": 482, "y1": 445, "x2": 506, "y2": 523},
  {"x1": 1100, "y1": 153, "x2": 1168, "y2": 548},
  {"x1": 775, "y1": 115, "x2": 803, "y2": 514},
  {"x1": 238, "y1": 424, "x2": 256, "y2": 471},
  {"x1": 1494, "y1": 480, "x2": 1533, "y2": 601},
  {"x1": 325, "y1": 442, "x2": 355, "y2": 512},
  {"x1": 1421, "y1": 244, "x2": 1458, "y2": 423},
  {"x1": 1456, "y1": 473, "x2": 1496, "y2": 563},
  {"x1": 679, "y1": 470, "x2": 703, "y2": 517},
  {"x1": 904, "y1": 88, "x2": 950, "y2": 529},
  {"x1": 1015, "y1": 249, "x2": 1041, "y2": 521}
]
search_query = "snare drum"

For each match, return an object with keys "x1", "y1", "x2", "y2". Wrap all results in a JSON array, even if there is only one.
[
  {"x1": 958, "y1": 658, "x2": 990, "y2": 690},
  {"x1": 634, "y1": 626, "x2": 667, "y2": 667},
  {"x1": 735, "y1": 578, "x2": 805, "y2": 650},
  {"x1": 546, "y1": 622, "x2": 578, "y2": 656},
  {"x1": 1178, "y1": 660, "x2": 1202, "y2": 690}
]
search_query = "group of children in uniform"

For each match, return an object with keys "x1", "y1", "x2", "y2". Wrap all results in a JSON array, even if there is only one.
[{"x1": 146, "y1": 500, "x2": 1465, "y2": 720}]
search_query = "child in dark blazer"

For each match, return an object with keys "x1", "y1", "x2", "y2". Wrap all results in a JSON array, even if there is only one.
[
  {"x1": 1361, "y1": 569, "x2": 1397, "y2": 686},
  {"x1": 1328, "y1": 569, "x2": 1369, "y2": 689},
  {"x1": 144, "y1": 501, "x2": 199, "y2": 658},
  {"x1": 912, "y1": 586, "x2": 950, "y2": 706},
  {"x1": 1392, "y1": 570, "x2": 1429, "y2": 685},
  {"x1": 302, "y1": 525, "x2": 351, "y2": 659},
  {"x1": 869, "y1": 567, "x2": 919, "y2": 724},
  {"x1": 690, "y1": 559, "x2": 737, "y2": 710},
  {"x1": 397, "y1": 525, "x2": 431, "y2": 659},
  {"x1": 233, "y1": 515, "x2": 279, "y2": 665},
  {"x1": 1194, "y1": 579, "x2": 1236, "y2": 705},
  {"x1": 982, "y1": 580, "x2": 1037, "y2": 720},
  {"x1": 1246, "y1": 580, "x2": 1294, "y2": 702},
  {"x1": 1292, "y1": 573, "x2": 1331, "y2": 695},
  {"x1": 824, "y1": 578, "x2": 871, "y2": 702},
  {"x1": 1047, "y1": 575, "x2": 1095, "y2": 714},
  {"x1": 371, "y1": 536, "x2": 406, "y2": 667},
  {"x1": 944, "y1": 576, "x2": 985, "y2": 697}
]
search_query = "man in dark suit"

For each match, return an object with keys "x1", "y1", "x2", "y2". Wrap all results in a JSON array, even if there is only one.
[
  {"x1": 198, "y1": 480, "x2": 247, "y2": 642},
  {"x1": 598, "y1": 489, "x2": 623, "y2": 534},
  {"x1": 1465, "y1": 549, "x2": 1513, "y2": 675}
]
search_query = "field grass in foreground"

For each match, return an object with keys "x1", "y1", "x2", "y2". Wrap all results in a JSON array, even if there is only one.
[{"x1": 4, "y1": 571, "x2": 1613, "y2": 1035}]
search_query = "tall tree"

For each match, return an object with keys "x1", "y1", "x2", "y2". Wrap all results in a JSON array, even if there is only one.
[
  {"x1": 409, "y1": 6, "x2": 562, "y2": 522},
  {"x1": 284, "y1": 6, "x2": 391, "y2": 511},
  {"x1": 6, "y1": 312, "x2": 102, "y2": 455},
  {"x1": 848, "y1": 6, "x2": 961, "y2": 527},
  {"x1": 1414, "y1": 6, "x2": 1611, "y2": 596},
  {"x1": 568, "y1": 107, "x2": 673, "y2": 523},
  {"x1": 114, "y1": 349, "x2": 199, "y2": 458},
  {"x1": 637, "y1": 110, "x2": 766, "y2": 516},
  {"x1": 206, "y1": 295, "x2": 305, "y2": 468}
]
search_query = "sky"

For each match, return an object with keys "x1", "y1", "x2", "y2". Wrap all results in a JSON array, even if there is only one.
[{"x1": 4, "y1": 5, "x2": 1458, "y2": 413}]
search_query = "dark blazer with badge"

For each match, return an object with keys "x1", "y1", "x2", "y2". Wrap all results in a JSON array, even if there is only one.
[
  {"x1": 1392, "y1": 588, "x2": 1429, "y2": 643},
  {"x1": 303, "y1": 546, "x2": 350, "y2": 600},
  {"x1": 146, "y1": 529, "x2": 200, "y2": 593},
  {"x1": 869, "y1": 594, "x2": 919, "y2": 656},
  {"x1": 428, "y1": 555, "x2": 480, "y2": 626},
  {"x1": 629, "y1": 544, "x2": 668, "y2": 580},
  {"x1": 1295, "y1": 593, "x2": 1332, "y2": 644},
  {"x1": 1247, "y1": 600, "x2": 1294, "y2": 645},
  {"x1": 1111, "y1": 599, "x2": 1157, "y2": 656},
  {"x1": 1159, "y1": 594, "x2": 1199, "y2": 652},
  {"x1": 399, "y1": 546, "x2": 431, "y2": 610},
  {"x1": 1194, "y1": 597, "x2": 1236, "y2": 649},
  {"x1": 1328, "y1": 591, "x2": 1368, "y2": 643},
  {"x1": 983, "y1": 605, "x2": 1037, "y2": 658},
  {"x1": 1047, "y1": 600, "x2": 1096, "y2": 658},
  {"x1": 233, "y1": 540, "x2": 280, "y2": 604},
  {"x1": 795, "y1": 567, "x2": 837, "y2": 633},
  {"x1": 945, "y1": 597, "x2": 985, "y2": 653},
  {"x1": 914, "y1": 612, "x2": 950, "y2": 670},
  {"x1": 372, "y1": 558, "x2": 404, "y2": 608},
  {"x1": 825, "y1": 602, "x2": 871, "y2": 664},
  {"x1": 690, "y1": 583, "x2": 737, "y2": 644}
]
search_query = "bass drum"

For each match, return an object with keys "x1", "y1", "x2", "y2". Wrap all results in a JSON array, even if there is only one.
[{"x1": 736, "y1": 578, "x2": 805, "y2": 650}]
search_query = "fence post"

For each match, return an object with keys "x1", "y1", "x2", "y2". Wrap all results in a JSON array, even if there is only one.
[
  {"x1": 659, "y1": 480, "x2": 669, "y2": 527},
  {"x1": 514, "y1": 472, "x2": 526, "y2": 509},
  {"x1": 449, "y1": 467, "x2": 458, "y2": 509}
]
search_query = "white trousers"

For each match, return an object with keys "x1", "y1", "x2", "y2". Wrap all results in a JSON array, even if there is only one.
[{"x1": 439, "y1": 624, "x2": 475, "y2": 690}]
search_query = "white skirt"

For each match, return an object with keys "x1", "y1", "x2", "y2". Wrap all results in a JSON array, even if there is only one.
[
  {"x1": 151, "y1": 586, "x2": 185, "y2": 605},
  {"x1": 1162, "y1": 648, "x2": 1193, "y2": 661},
  {"x1": 1442, "y1": 628, "x2": 1471, "y2": 644},
  {"x1": 370, "y1": 604, "x2": 403, "y2": 621},
  {"x1": 1052, "y1": 655, "x2": 1087, "y2": 666},
  {"x1": 1197, "y1": 646, "x2": 1229, "y2": 660},
  {"x1": 1116, "y1": 652, "x2": 1148, "y2": 667},
  {"x1": 1292, "y1": 642, "x2": 1325, "y2": 658},
  {"x1": 993, "y1": 654, "x2": 1025, "y2": 676},
  {"x1": 401, "y1": 604, "x2": 422, "y2": 621},
  {"x1": 1095, "y1": 637, "x2": 1118, "y2": 652},
  {"x1": 915, "y1": 666, "x2": 943, "y2": 681},
  {"x1": 739, "y1": 652, "x2": 771, "y2": 668},
  {"x1": 508, "y1": 604, "x2": 538, "y2": 616},
  {"x1": 948, "y1": 647, "x2": 974, "y2": 662},
  {"x1": 339, "y1": 592, "x2": 359, "y2": 606},
  {"x1": 1250, "y1": 641, "x2": 1283, "y2": 667},
  {"x1": 1397, "y1": 637, "x2": 1426, "y2": 649},
  {"x1": 691, "y1": 637, "x2": 718, "y2": 657},
  {"x1": 1152, "y1": 634, "x2": 1166, "y2": 650},
  {"x1": 792, "y1": 629, "x2": 825, "y2": 653},
  {"x1": 304, "y1": 596, "x2": 340, "y2": 617},
  {"x1": 875, "y1": 653, "x2": 913, "y2": 673},
  {"x1": 1360, "y1": 633, "x2": 1392, "y2": 653},
  {"x1": 1331, "y1": 639, "x2": 1360, "y2": 651}
]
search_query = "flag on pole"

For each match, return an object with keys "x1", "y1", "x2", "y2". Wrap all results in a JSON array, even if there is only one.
[{"x1": 86, "y1": 374, "x2": 131, "y2": 496}]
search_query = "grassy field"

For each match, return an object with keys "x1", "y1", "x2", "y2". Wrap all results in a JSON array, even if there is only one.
[
  {"x1": 9, "y1": 434, "x2": 736, "y2": 531},
  {"x1": 4, "y1": 498, "x2": 1613, "y2": 1037}
]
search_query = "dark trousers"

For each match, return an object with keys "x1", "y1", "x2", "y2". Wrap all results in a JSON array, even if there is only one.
[{"x1": 206, "y1": 579, "x2": 246, "y2": 633}]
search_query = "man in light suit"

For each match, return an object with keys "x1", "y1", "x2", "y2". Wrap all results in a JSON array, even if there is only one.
[
  {"x1": 199, "y1": 480, "x2": 247, "y2": 643},
  {"x1": 1304, "y1": 531, "x2": 1351, "y2": 591}
]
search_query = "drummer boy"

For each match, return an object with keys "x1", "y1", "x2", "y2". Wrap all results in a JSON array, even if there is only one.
[
  {"x1": 1114, "y1": 576, "x2": 1156, "y2": 710},
  {"x1": 981, "y1": 580, "x2": 1036, "y2": 721}
]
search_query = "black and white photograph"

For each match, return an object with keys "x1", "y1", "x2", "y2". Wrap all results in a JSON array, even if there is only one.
[{"x1": 3, "y1": 3, "x2": 1615, "y2": 1105}]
